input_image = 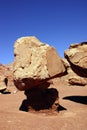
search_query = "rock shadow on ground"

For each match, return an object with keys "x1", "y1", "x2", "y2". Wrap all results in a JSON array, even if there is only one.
[{"x1": 63, "y1": 96, "x2": 87, "y2": 105}]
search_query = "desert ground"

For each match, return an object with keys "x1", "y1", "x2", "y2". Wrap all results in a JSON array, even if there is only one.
[{"x1": 0, "y1": 81, "x2": 87, "y2": 130}]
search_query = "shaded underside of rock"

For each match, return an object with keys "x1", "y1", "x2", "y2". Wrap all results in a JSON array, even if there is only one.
[
  {"x1": 20, "y1": 87, "x2": 59, "y2": 112},
  {"x1": 13, "y1": 36, "x2": 65, "y2": 90}
]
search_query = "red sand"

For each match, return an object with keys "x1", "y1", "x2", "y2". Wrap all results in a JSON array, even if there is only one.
[{"x1": 0, "y1": 83, "x2": 87, "y2": 130}]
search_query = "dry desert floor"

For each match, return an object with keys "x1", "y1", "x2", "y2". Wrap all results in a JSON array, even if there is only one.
[{"x1": 0, "y1": 82, "x2": 87, "y2": 130}]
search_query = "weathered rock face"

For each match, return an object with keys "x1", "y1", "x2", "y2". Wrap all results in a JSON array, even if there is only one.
[
  {"x1": 5, "y1": 63, "x2": 14, "y2": 87},
  {"x1": 64, "y1": 42, "x2": 87, "y2": 77},
  {"x1": 0, "y1": 75, "x2": 7, "y2": 91},
  {"x1": 63, "y1": 42, "x2": 87, "y2": 86},
  {"x1": 13, "y1": 36, "x2": 65, "y2": 90},
  {"x1": 62, "y1": 58, "x2": 87, "y2": 85},
  {"x1": 0, "y1": 64, "x2": 14, "y2": 92}
]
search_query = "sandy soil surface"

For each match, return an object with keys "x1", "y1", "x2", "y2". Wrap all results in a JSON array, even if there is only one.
[{"x1": 0, "y1": 82, "x2": 87, "y2": 130}]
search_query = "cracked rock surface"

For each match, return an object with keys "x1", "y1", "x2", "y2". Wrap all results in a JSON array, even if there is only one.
[{"x1": 13, "y1": 36, "x2": 65, "y2": 90}]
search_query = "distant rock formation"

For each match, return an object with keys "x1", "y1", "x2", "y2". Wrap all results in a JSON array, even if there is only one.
[
  {"x1": 0, "y1": 63, "x2": 14, "y2": 93},
  {"x1": 64, "y1": 42, "x2": 87, "y2": 85},
  {"x1": 0, "y1": 75, "x2": 7, "y2": 92}
]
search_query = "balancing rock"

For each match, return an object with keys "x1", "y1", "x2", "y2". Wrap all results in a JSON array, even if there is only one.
[{"x1": 13, "y1": 36, "x2": 65, "y2": 90}]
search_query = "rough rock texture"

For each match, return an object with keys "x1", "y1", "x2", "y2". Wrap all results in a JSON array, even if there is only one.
[
  {"x1": 63, "y1": 42, "x2": 87, "y2": 85},
  {"x1": 0, "y1": 75, "x2": 7, "y2": 91},
  {"x1": 5, "y1": 63, "x2": 14, "y2": 87},
  {"x1": 13, "y1": 36, "x2": 65, "y2": 90},
  {"x1": 0, "y1": 63, "x2": 14, "y2": 93},
  {"x1": 63, "y1": 58, "x2": 87, "y2": 85},
  {"x1": 64, "y1": 42, "x2": 87, "y2": 77},
  {"x1": 0, "y1": 64, "x2": 9, "y2": 91}
]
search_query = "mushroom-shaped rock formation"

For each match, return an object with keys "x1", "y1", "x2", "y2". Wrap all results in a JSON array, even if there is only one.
[{"x1": 13, "y1": 36, "x2": 66, "y2": 112}]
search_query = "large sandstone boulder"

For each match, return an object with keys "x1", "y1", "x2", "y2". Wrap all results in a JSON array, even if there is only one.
[
  {"x1": 13, "y1": 36, "x2": 65, "y2": 90},
  {"x1": 63, "y1": 42, "x2": 87, "y2": 85},
  {"x1": 64, "y1": 42, "x2": 87, "y2": 77}
]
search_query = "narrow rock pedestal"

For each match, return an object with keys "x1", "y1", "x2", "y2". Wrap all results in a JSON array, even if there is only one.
[{"x1": 20, "y1": 85, "x2": 59, "y2": 114}]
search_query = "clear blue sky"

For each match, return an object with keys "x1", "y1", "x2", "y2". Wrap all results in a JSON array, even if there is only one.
[{"x1": 0, "y1": 0, "x2": 87, "y2": 64}]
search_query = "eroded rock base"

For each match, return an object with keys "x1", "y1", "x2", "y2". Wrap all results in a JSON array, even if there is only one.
[{"x1": 20, "y1": 87, "x2": 59, "y2": 114}]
